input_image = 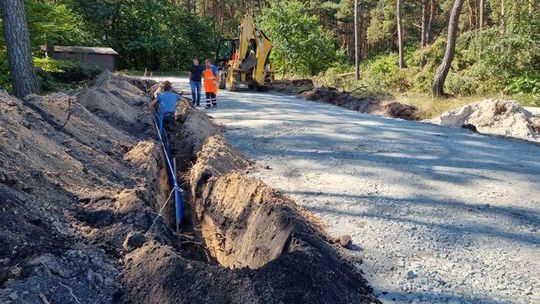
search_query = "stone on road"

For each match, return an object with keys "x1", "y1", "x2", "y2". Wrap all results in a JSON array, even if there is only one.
[{"x1": 159, "y1": 77, "x2": 540, "y2": 304}]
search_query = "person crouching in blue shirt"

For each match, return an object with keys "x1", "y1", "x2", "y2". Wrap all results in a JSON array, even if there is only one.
[{"x1": 155, "y1": 81, "x2": 181, "y2": 151}]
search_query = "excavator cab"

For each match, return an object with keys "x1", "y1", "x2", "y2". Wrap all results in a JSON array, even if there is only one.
[
  {"x1": 216, "y1": 39, "x2": 237, "y2": 89},
  {"x1": 216, "y1": 14, "x2": 274, "y2": 91},
  {"x1": 216, "y1": 39, "x2": 238, "y2": 65}
]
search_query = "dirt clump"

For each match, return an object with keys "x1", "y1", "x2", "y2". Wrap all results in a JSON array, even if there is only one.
[
  {"x1": 331, "y1": 235, "x2": 353, "y2": 248},
  {"x1": 302, "y1": 86, "x2": 417, "y2": 120},
  {"x1": 430, "y1": 99, "x2": 540, "y2": 143}
]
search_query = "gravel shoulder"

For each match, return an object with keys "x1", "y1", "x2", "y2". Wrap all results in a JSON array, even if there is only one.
[{"x1": 159, "y1": 76, "x2": 540, "y2": 304}]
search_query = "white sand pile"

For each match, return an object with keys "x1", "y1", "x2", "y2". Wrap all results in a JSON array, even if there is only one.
[{"x1": 430, "y1": 99, "x2": 540, "y2": 143}]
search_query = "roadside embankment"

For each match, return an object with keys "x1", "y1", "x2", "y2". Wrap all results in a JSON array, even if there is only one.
[{"x1": 272, "y1": 80, "x2": 417, "y2": 120}]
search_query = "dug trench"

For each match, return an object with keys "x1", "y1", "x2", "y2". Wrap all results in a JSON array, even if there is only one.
[{"x1": 0, "y1": 72, "x2": 378, "y2": 303}]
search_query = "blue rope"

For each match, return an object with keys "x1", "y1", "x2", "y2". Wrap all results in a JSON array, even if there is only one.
[{"x1": 153, "y1": 112, "x2": 183, "y2": 230}]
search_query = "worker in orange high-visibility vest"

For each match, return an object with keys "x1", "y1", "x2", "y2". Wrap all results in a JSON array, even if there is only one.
[{"x1": 203, "y1": 59, "x2": 219, "y2": 109}]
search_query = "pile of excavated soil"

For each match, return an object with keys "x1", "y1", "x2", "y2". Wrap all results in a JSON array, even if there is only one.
[
  {"x1": 120, "y1": 100, "x2": 379, "y2": 303},
  {"x1": 0, "y1": 72, "x2": 174, "y2": 303},
  {"x1": 271, "y1": 79, "x2": 315, "y2": 94},
  {"x1": 301, "y1": 86, "x2": 417, "y2": 120},
  {"x1": 430, "y1": 99, "x2": 540, "y2": 143},
  {"x1": 76, "y1": 72, "x2": 152, "y2": 134}
]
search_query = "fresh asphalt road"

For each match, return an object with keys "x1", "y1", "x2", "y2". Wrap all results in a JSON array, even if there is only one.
[{"x1": 152, "y1": 76, "x2": 540, "y2": 304}]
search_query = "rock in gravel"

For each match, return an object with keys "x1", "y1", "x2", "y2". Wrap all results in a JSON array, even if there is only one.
[
  {"x1": 407, "y1": 271, "x2": 417, "y2": 279},
  {"x1": 93, "y1": 271, "x2": 104, "y2": 285},
  {"x1": 8, "y1": 291, "x2": 18, "y2": 301},
  {"x1": 104, "y1": 277, "x2": 114, "y2": 286},
  {"x1": 339, "y1": 235, "x2": 352, "y2": 248},
  {"x1": 87, "y1": 269, "x2": 94, "y2": 282}
]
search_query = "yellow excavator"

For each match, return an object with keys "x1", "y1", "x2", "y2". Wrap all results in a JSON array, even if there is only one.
[{"x1": 216, "y1": 14, "x2": 274, "y2": 91}]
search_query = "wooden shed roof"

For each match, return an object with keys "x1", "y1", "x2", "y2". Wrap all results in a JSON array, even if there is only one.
[{"x1": 41, "y1": 45, "x2": 119, "y2": 55}]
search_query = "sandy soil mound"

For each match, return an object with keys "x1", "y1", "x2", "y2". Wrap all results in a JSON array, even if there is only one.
[
  {"x1": 120, "y1": 100, "x2": 378, "y2": 303},
  {"x1": 76, "y1": 71, "x2": 152, "y2": 134},
  {"x1": 430, "y1": 99, "x2": 540, "y2": 142},
  {"x1": 302, "y1": 86, "x2": 417, "y2": 120},
  {"x1": 174, "y1": 102, "x2": 222, "y2": 171},
  {"x1": 0, "y1": 73, "x2": 171, "y2": 303}
]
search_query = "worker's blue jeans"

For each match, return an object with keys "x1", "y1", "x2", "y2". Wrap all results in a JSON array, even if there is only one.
[{"x1": 190, "y1": 80, "x2": 202, "y2": 106}]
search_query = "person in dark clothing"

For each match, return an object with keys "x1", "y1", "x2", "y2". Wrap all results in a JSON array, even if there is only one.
[{"x1": 188, "y1": 59, "x2": 204, "y2": 107}]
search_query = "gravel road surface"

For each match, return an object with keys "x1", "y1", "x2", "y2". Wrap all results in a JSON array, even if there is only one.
[{"x1": 157, "y1": 77, "x2": 540, "y2": 304}]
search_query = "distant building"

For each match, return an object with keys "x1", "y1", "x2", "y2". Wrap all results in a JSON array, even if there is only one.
[{"x1": 41, "y1": 45, "x2": 119, "y2": 71}]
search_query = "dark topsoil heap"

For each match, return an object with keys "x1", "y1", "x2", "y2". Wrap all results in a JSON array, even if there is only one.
[
  {"x1": 0, "y1": 71, "x2": 172, "y2": 303},
  {"x1": 1, "y1": 73, "x2": 378, "y2": 303},
  {"x1": 272, "y1": 79, "x2": 417, "y2": 120}
]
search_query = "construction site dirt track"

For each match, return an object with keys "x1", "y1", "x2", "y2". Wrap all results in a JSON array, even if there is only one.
[{"x1": 0, "y1": 72, "x2": 378, "y2": 303}]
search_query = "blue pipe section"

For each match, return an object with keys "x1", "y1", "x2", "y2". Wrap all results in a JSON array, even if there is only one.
[{"x1": 153, "y1": 112, "x2": 182, "y2": 229}]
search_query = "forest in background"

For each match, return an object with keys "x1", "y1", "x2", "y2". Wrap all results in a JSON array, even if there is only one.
[{"x1": 0, "y1": 0, "x2": 539, "y2": 106}]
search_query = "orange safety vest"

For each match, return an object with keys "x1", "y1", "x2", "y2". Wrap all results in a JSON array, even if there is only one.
[{"x1": 203, "y1": 67, "x2": 218, "y2": 93}]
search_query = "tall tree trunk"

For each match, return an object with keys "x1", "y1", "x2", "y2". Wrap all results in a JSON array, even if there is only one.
[
  {"x1": 427, "y1": 0, "x2": 436, "y2": 44},
  {"x1": 396, "y1": 0, "x2": 405, "y2": 68},
  {"x1": 354, "y1": 0, "x2": 360, "y2": 79},
  {"x1": 420, "y1": 0, "x2": 429, "y2": 67},
  {"x1": 432, "y1": 0, "x2": 465, "y2": 97},
  {"x1": 467, "y1": 0, "x2": 477, "y2": 30},
  {"x1": 421, "y1": 0, "x2": 429, "y2": 47},
  {"x1": 362, "y1": 12, "x2": 368, "y2": 59},
  {"x1": 479, "y1": 0, "x2": 484, "y2": 29},
  {"x1": 1, "y1": 0, "x2": 40, "y2": 98},
  {"x1": 500, "y1": 0, "x2": 505, "y2": 32}
]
